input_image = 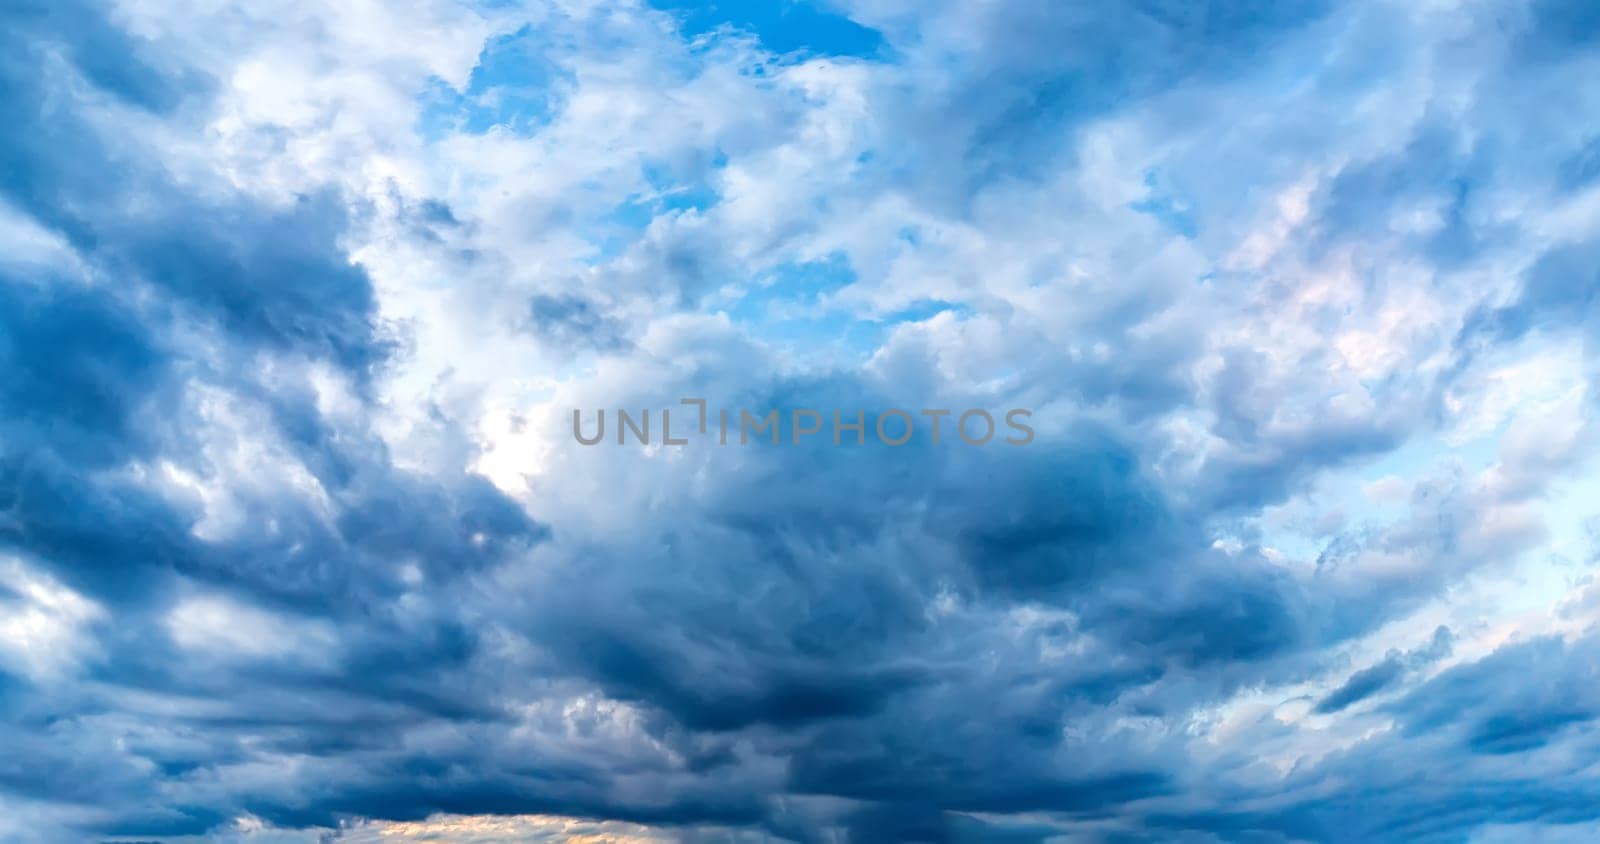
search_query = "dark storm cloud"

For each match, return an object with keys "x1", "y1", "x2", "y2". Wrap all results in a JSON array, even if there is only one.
[
  {"x1": 1314, "y1": 626, "x2": 1451, "y2": 714},
  {"x1": 1392, "y1": 635, "x2": 1600, "y2": 754},
  {"x1": 0, "y1": 1, "x2": 552, "y2": 838},
  {"x1": 1158, "y1": 632, "x2": 1600, "y2": 842}
]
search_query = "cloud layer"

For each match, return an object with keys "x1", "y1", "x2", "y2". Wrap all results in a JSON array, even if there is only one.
[{"x1": 4, "y1": 0, "x2": 1600, "y2": 841}]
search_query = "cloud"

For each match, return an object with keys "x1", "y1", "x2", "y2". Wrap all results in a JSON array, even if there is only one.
[
  {"x1": 1314, "y1": 625, "x2": 1452, "y2": 714},
  {"x1": 3, "y1": 0, "x2": 1600, "y2": 842}
]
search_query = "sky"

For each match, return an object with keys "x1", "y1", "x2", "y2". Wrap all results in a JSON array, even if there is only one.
[{"x1": 3, "y1": 0, "x2": 1600, "y2": 841}]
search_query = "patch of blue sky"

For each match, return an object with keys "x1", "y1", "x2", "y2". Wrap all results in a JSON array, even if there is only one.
[
  {"x1": 1558, "y1": 135, "x2": 1600, "y2": 191},
  {"x1": 742, "y1": 305, "x2": 884, "y2": 366},
  {"x1": 1250, "y1": 429, "x2": 1508, "y2": 566},
  {"x1": 642, "y1": 162, "x2": 722, "y2": 214},
  {"x1": 415, "y1": 25, "x2": 566, "y2": 141},
  {"x1": 882, "y1": 298, "x2": 969, "y2": 323},
  {"x1": 647, "y1": 0, "x2": 887, "y2": 60},
  {"x1": 722, "y1": 254, "x2": 967, "y2": 364},
  {"x1": 726, "y1": 252, "x2": 855, "y2": 319},
  {"x1": 1538, "y1": 465, "x2": 1600, "y2": 566},
  {"x1": 587, "y1": 164, "x2": 724, "y2": 261},
  {"x1": 1131, "y1": 169, "x2": 1198, "y2": 238}
]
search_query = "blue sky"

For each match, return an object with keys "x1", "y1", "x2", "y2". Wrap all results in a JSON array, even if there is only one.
[{"x1": 3, "y1": 0, "x2": 1600, "y2": 841}]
